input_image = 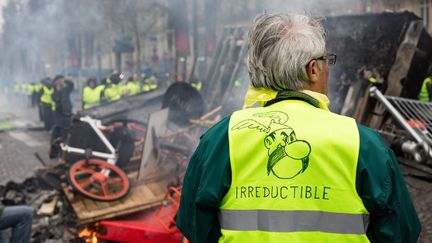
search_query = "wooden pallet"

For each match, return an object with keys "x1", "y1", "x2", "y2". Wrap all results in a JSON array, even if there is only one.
[{"x1": 63, "y1": 179, "x2": 169, "y2": 224}]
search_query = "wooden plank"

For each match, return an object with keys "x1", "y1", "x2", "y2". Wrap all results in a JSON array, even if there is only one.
[
  {"x1": 138, "y1": 109, "x2": 169, "y2": 180},
  {"x1": 63, "y1": 187, "x2": 87, "y2": 215},
  {"x1": 82, "y1": 199, "x2": 100, "y2": 212},
  {"x1": 139, "y1": 184, "x2": 155, "y2": 198},
  {"x1": 37, "y1": 196, "x2": 58, "y2": 216},
  {"x1": 147, "y1": 182, "x2": 168, "y2": 196},
  {"x1": 65, "y1": 181, "x2": 167, "y2": 225}
]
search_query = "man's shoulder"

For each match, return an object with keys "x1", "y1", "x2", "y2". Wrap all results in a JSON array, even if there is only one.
[
  {"x1": 201, "y1": 115, "x2": 231, "y2": 140},
  {"x1": 357, "y1": 123, "x2": 386, "y2": 146},
  {"x1": 357, "y1": 123, "x2": 392, "y2": 162}
]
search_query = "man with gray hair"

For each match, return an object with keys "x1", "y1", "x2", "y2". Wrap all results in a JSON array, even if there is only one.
[{"x1": 177, "y1": 13, "x2": 420, "y2": 242}]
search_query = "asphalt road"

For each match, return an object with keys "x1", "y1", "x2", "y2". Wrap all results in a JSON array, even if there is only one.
[{"x1": 0, "y1": 94, "x2": 58, "y2": 185}]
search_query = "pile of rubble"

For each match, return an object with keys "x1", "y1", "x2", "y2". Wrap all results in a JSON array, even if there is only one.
[{"x1": 0, "y1": 166, "x2": 82, "y2": 243}]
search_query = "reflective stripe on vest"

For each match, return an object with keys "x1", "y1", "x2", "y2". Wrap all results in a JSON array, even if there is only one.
[
  {"x1": 219, "y1": 209, "x2": 369, "y2": 234},
  {"x1": 419, "y1": 77, "x2": 431, "y2": 102},
  {"x1": 221, "y1": 98, "x2": 369, "y2": 242}
]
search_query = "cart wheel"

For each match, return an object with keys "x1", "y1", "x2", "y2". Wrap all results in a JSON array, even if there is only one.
[{"x1": 68, "y1": 159, "x2": 130, "y2": 201}]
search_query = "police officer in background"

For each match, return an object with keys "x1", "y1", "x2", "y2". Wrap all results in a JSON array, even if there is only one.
[
  {"x1": 102, "y1": 73, "x2": 122, "y2": 103},
  {"x1": 82, "y1": 78, "x2": 104, "y2": 110},
  {"x1": 124, "y1": 76, "x2": 141, "y2": 96},
  {"x1": 419, "y1": 70, "x2": 432, "y2": 102},
  {"x1": 39, "y1": 77, "x2": 55, "y2": 130},
  {"x1": 177, "y1": 13, "x2": 420, "y2": 243},
  {"x1": 52, "y1": 75, "x2": 74, "y2": 139}
]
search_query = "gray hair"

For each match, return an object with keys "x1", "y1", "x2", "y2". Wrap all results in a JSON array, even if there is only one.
[{"x1": 247, "y1": 13, "x2": 326, "y2": 91}]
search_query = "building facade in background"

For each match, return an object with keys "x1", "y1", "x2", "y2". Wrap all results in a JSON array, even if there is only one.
[{"x1": 1, "y1": 0, "x2": 431, "y2": 88}]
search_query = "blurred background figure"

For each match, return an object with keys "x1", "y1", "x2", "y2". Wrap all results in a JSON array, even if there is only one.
[{"x1": 82, "y1": 78, "x2": 103, "y2": 110}]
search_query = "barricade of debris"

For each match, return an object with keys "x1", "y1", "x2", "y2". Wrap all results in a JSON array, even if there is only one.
[{"x1": 0, "y1": 162, "x2": 83, "y2": 243}]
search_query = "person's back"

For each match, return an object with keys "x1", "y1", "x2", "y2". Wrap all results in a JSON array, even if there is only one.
[
  {"x1": 103, "y1": 74, "x2": 122, "y2": 102},
  {"x1": 221, "y1": 93, "x2": 368, "y2": 242},
  {"x1": 125, "y1": 77, "x2": 141, "y2": 96},
  {"x1": 177, "y1": 13, "x2": 420, "y2": 243},
  {"x1": 82, "y1": 78, "x2": 102, "y2": 110},
  {"x1": 52, "y1": 75, "x2": 73, "y2": 116},
  {"x1": 39, "y1": 79, "x2": 55, "y2": 130}
]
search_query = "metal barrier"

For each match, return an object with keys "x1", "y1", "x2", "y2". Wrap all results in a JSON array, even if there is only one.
[{"x1": 369, "y1": 86, "x2": 432, "y2": 162}]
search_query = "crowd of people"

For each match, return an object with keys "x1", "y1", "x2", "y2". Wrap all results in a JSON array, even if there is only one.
[
  {"x1": 9, "y1": 72, "x2": 161, "y2": 134},
  {"x1": 81, "y1": 73, "x2": 159, "y2": 110},
  {"x1": 0, "y1": 72, "x2": 162, "y2": 242}
]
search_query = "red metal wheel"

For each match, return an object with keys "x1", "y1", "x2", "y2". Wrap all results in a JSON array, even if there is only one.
[{"x1": 68, "y1": 159, "x2": 130, "y2": 201}]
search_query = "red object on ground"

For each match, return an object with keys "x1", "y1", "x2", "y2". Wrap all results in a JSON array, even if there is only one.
[
  {"x1": 97, "y1": 187, "x2": 184, "y2": 243},
  {"x1": 407, "y1": 119, "x2": 426, "y2": 129},
  {"x1": 69, "y1": 159, "x2": 130, "y2": 201}
]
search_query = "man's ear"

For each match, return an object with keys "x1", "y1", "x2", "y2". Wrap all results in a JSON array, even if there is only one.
[{"x1": 306, "y1": 60, "x2": 320, "y2": 84}]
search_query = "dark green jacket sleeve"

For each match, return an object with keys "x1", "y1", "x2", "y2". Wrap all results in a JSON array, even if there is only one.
[
  {"x1": 356, "y1": 124, "x2": 421, "y2": 243},
  {"x1": 177, "y1": 116, "x2": 231, "y2": 243},
  {"x1": 176, "y1": 118, "x2": 421, "y2": 243}
]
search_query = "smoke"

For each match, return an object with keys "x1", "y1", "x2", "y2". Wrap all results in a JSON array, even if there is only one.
[
  {"x1": 0, "y1": 0, "x2": 405, "y2": 117},
  {"x1": 201, "y1": 0, "x2": 371, "y2": 114}
]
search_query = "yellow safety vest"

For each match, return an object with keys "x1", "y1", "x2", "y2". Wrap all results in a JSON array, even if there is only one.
[
  {"x1": 26, "y1": 84, "x2": 34, "y2": 95},
  {"x1": 150, "y1": 83, "x2": 157, "y2": 90},
  {"x1": 126, "y1": 82, "x2": 141, "y2": 96},
  {"x1": 34, "y1": 84, "x2": 42, "y2": 93},
  {"x1": 419, "y1": 77, "x2": 431, "y2": 102},
  {"x1": 40, "y1": 85, "x2": 55, "y2": 111},
  {"x1": 103, "y1": 84, "x2": 121, "y2": 102},
  {"x1": 191, "y1": 82, "x2": 202, "y2": 91},
  {"x1": 82, "y1": 86, "x2": 103, "y2": 110},
  {"x1": 142, "y1": 79, "x2": 158, "y2": 92},
  {"x1": 142, "y1": 79, "x2": 150, "y2": 92},
  {"x1": 117, "y1": 81, "x2": 127, "y2": 96},
  {"x1": 220, "y1": 99, "x2": 369, "y2": 242}
]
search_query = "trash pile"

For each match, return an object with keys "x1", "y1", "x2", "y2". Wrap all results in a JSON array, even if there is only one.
[{"x1": 0, "y1": 164, "x2": 82, "y2": 243}]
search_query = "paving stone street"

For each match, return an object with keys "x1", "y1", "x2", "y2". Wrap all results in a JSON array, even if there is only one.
[{"x1": 0, "y1": 94, "x2": 60, "y2": 185}]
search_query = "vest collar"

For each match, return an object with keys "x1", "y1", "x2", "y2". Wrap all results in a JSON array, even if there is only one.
[{"x1": 243, "y1": 86, "x2": 330, "y2": 111}]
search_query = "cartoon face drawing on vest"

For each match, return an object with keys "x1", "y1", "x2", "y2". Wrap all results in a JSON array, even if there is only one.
[{"x1": 231, "y1": 111, "x2": 311, "y2": 179}]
